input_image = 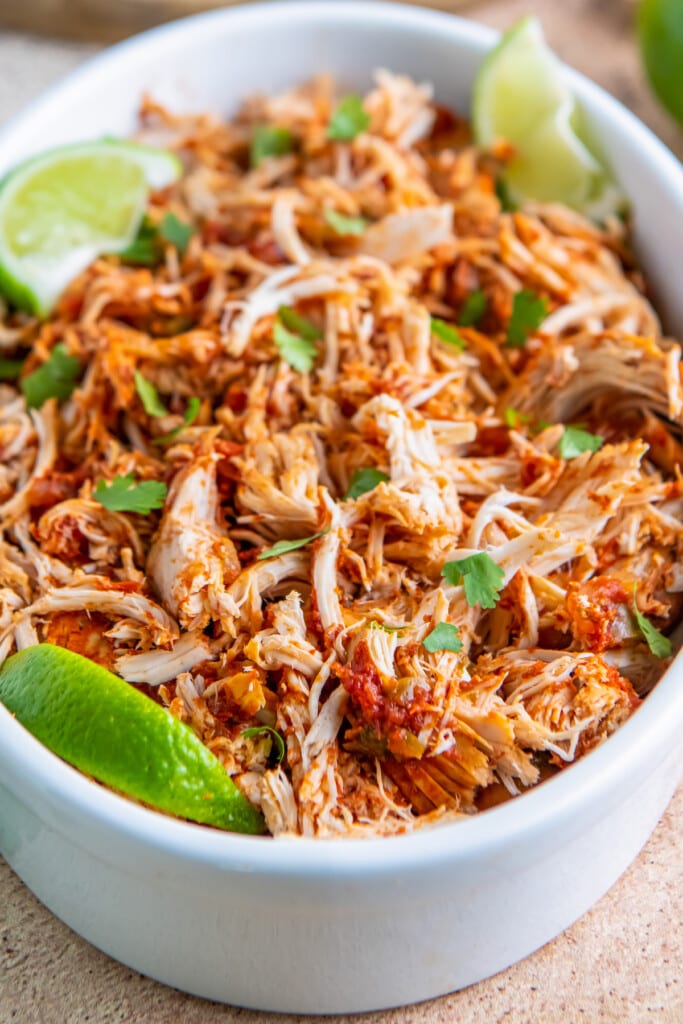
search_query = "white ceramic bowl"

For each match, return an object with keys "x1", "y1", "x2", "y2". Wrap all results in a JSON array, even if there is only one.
[{"x1": 1, "y1": 2, "x2": 683, "y2": 1014}]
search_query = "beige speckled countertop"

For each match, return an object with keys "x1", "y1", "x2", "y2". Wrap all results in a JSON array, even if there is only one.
[{"x1": 0, "y1": 2, "x2": 682, "y2": 1021}]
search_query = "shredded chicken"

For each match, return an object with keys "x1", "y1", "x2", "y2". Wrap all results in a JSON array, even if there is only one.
[{"x1": 0, "y1": 71, "x2": 680, "y2": 837}]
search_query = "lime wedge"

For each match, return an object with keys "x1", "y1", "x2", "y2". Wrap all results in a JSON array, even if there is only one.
[
  {"x1": 0, "y1": 644, "x2": 265, "y2": 834},
  {"x1": 473, "y1": 17, "x2": 622, "y2": 217},
  {"x1": 0, "y1": 140, "x2": 181, "y2": 316},
  {"x1": 638, "y1": 0, "x2": 683, "y2": 128}
]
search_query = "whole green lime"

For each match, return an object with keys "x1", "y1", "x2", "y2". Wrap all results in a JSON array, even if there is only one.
[
  {"x1": 0, "y1": 644, "x2": 265, "y2": 834},
  {"x1": 638, "y1": 0, "x2": 683, "y2": 127}
]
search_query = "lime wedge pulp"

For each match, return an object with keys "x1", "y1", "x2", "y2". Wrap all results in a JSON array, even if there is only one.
[
  {"x1": 0, "y1": 140, "x2": 181, "y2": 316},
  {"x1": 0, "y1": 644, "x2": 265, "y2": 835},
  {"x1": 472, "y1": 17, "x2": 622, "y2": 217}
]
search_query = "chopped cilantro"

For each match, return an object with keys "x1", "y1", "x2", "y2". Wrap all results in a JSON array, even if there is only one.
[
  {"x1": 506, "y1": 290, "x2": 548, "y2": 348},
  {"x1": 0, "y1": 357, "x2": 24, "y2": 380},
  {"x1": 257, "y1": 530, "x2": 327, "y2": 561},
  {"x1": 118, "y1": 211, "x2": 195, "y2": 266},
  {"x1": 632, "y1": 585, "x2": 672, "y2": 659},
  {"x1": 345, "y1": 467, "x2": 389, "y2": 500},
  {"x1": 423, "y1": 622, "x2": 463, "y2": 653},
  {"x1": 159, "y1": 212, "x2": 195, "y2": 255},
  {"x1": 278, "y1": 306, "x2": 322, "y2": 342},
  {"x1": 324, "y1": 208, "x2": 367, "y2": 236},
  {"x1": 327, "y1": 94, "x2": 370, "y2": 141},
  {"x1": 94, "y1": 474, "x2": 167, "y2": 514},
  {"x1": 495, "y1": 177, "x2": 517, "y2": 212},
  {"x1": 273, "y1": 318, "x2": 317, "y2": 373},
  {"x1": 21, "y1": 343, "x2": 80, "y2": 409},
  {"x1": 182, "y1": 396, "x2": 202, "y2": 426},
  {"x1": 120, "y1": 213, "x2": 195, "y2": 265},
  {"x1": 118, "y1": 216, "x2": 160, "y2": 265},
  {"x1": 558, "y1": 426, "x2": 603, "y2": 460},
  {"x1": 504, "y1": 407, "x2": 530, "y2": 429},
  {"x1": 152, "y1": 396, "x2": 201, "y2": 445},
  {"x1": 250, "y1": 125, "x2": 294, "y2": 168},
  {"x1": 241, "y1": 726, "x2": 286, "y2": 764},
  {"x1": 458, "y1": 289, "x2": 487, "y2": 327},
  {"x1": 442, "y1": 552, "x2": 505, "y2": 609},
  {"x1": 430, "y1": 316, "x2": 465, "y2": 350},
  {"x1": 134, "y1": 370, "x2": 168, "y2": 418}
]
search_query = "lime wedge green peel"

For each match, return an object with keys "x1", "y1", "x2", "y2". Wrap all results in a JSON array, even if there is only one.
[
  {"x1": 0, "y1": 140, "x2": 181, "y2": 316},
  {"x1": 638, "y1": 0, "x2": 683, "y2": 128},
  {"x1": 472, "y1": 17, "x2": 623, "y2": 218},
  {"x1": 0, "y1": 645, "x2": 265, "y2": 834}
]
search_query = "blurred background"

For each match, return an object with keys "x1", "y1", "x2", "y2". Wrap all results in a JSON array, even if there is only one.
[{"x1": 0, "y1": 0, "x2": 680, "y2": 159}]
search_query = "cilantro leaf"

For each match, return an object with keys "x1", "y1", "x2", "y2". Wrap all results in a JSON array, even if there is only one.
[
  {"x1": 345, "y1": 467, "x2": 389, "y2": 500},
  {"x1": 558, "y1": 426, "x2": 603, "y2": 460},
  {"x1": 495, "y1": 178, "x2": 517, "y2": 212},
  {"x1": 257, "y1": 530, "x2": 327, "y2": 561},
  {"x1": 324, "y1": 208, "x2": 367, "y2": 236},
  {"x1": 94, "y1": 474, "x2": 167, "y2": 514},
  {"x1": 250, "y1": 125, "x2": 294, "y2": 167},
  {"x1": 182, "y1": 395, "x2": 201, "y2": 426},
  {"x1": 504, "y1": 407, "x2": 530, "y2": 429},
  {"x1": 423, "y1": 622, "x2": 463, "y2": 653},
  {"x1": 159, "y1": 212, "x2": 195, "y2": 255},
  {"x1": 119, "y1": 216, "x2": 160, "y2": 265},
  {"x1": 0, "y1": 357, "x2": 24, "y2": 380},
  {"x1": 273, "y1": 320, "x2": 317, "y2": 373},
  {"x1": 152, "y1": 397, "x2": 201, "y2": 445},
  {"x1": 458, "y1": 289, "x2": 487, "y2": 327},
  {"x1": 241, "y1": 726, "x2": 286, "y2": 764},
  {"x1": 134, "y1": 370, "x2": 168, "y2": 417},
  {"x1": 506, "y1": 290, "x2": 548, "y2": 348},
  {"x1": 632, "y1": 585, "x2": 672, "y2": 659},
  {"x1": 21, "y1": 343, "x2": 81, "y2": 409},
  {"x1": 442, "y1": 552, "x2": 505, "y2": 609},
  {"x1": 430, "y1": 317, "x2": 465, "y2": 350},
  {"x1": 327, "y1": 94, "x2": 370, "y2": 141},
  {"x1": 278, "y1": 306, "x2": 322, "y2": 342},
  {"x1": 119, "y1": 213, "x2": 195, "y2": 266}
]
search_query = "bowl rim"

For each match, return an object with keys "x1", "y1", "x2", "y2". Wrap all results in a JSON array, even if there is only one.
[{"x1": 2, "y1": 0, "x2": 683, "y2": 878}]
